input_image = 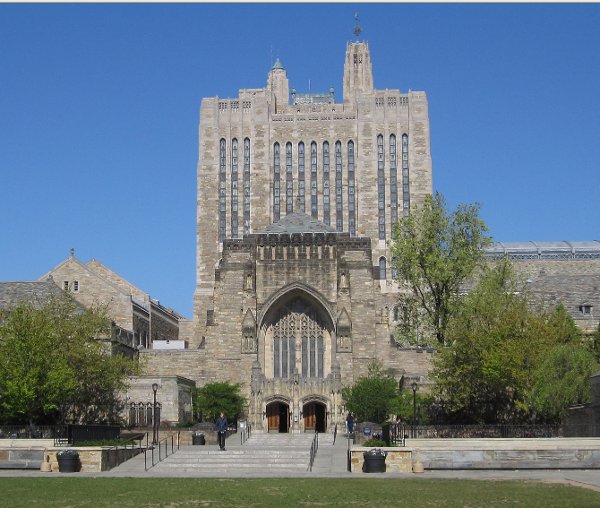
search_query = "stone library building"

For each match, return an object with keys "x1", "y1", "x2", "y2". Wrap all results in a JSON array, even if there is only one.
[
  {"x1": 143, "y1": 37, "x2": 435, "y2": 432},
  {"x1": 5, "y1": 35, "x2": 597, "y2": 431},
  {"x1": 141, "y1": 36, "x2": 599, "y2": 432}
]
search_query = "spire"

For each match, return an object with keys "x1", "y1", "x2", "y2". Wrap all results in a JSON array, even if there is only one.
[
  {"x1": 272, "y1": 58, "x2": 284, "y2": 70},
  {"x1": 353, "y1": 12, "x2": 363, "y2": 40}
]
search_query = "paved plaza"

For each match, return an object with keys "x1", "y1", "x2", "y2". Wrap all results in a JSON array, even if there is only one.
[{"x1": 1, "y1": 433, "x2": 600, "y2": 493}]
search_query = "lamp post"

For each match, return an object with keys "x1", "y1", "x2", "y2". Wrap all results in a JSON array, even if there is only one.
[
  {"x1": 411, "y1": 381, "x2": 418, "y2": 439},
  {"x1": 152, "y1": 382, "x2": 159, "y2": 445}
]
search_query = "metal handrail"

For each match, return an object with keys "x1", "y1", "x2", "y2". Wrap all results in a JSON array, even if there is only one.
[
  {"x1": 347, "y1": 434, "x2": 352, "y2": 472},
  {"x1": 307, "y1": 430, "x2": 319, "y2": 472},
  {"x1": 240, "y1": 423, "x2": 251, "y2": 445},
  {"x1": 104, "y1": 432, "x2": 147, "y2": 469},
  {"x1": 144, "y1": 431, "x2": 180, "y2": 471}
]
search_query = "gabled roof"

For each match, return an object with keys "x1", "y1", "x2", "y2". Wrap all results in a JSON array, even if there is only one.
[
  {"x1": 0, "y1": 280, "x2": 65, "y2": 310},
  {"x1": 258, "y1": 211, "x2": 337, "y2": 235}
]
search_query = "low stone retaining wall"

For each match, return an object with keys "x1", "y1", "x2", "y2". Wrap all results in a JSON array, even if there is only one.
[
  {"x1": 351, "y1": 438, "x2": 600, "y2": 472},
  {"x1": 350, "y1": 447, "x2": 412, "y2": 472},
  {"x1": 44, "y1": 447, "x2": 143, "y2": 473},
  {"x1": 0, "y1": 439, "x2": 54, "y2": 448},
  {"x1": 0, "y1": 448, "x2": 44, "y2": 469},
  {"x1": 413, "y1": 438, "x2": 600, "y2": 470}
]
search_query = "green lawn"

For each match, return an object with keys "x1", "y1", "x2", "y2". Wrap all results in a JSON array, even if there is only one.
[{"x1": 1, "y1": 478, "x2": 599, "y2": 508}]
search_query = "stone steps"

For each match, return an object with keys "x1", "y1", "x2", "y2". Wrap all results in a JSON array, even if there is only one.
[
  {"x1": 147, "y1": 432, "x2": 322, "y2": 475},
  {"x1": 109, "y1": 431, "x2": 338, "y2": 476}
]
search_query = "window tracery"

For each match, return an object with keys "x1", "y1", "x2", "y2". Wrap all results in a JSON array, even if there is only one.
[
  {"x1": 348, "y1": 141, "x2": 356, "y2": 236},
  {"x1": 269, "y1": 298, "x2": 327, "y2": 380},
  {"x1": 298, "y1": 142, "x2": 305, "y2": 212},
  {"x1": 402, "y1": 134, "x2": 410, "y2": 216},
  {"x1": 231, "y1": 138, "x2": 238, "y2": 238},
  {"x1": 273, "y1": 142, "x2": 281, "y2": 221},
  {"x1": 335, "y1": 141, "x2": 343, "y2": 231},
  {"x1": 377, "y1": 134, "x2": 386, "y2": 239},
  {"x1": 311, "y1": 142, "x2": 318, "y2": 218},
  {"x1": 389, "y1": 134, "x2": 398, "y2": 229},
  {"x1": 286, "y1": 142, "x2": 293, "y2": 214},
  {"x1": 219, "y1": 138, "x2": 226, "y2": 242},
  {"x1": 322, "y1": 141, "x2": 330, "y2": 225},
  {"x1": 243, "y1": 138, "x2": 251, "y2": 233}
]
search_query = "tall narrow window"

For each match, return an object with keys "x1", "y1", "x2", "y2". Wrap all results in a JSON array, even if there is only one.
[
  {"x1": 273, "y1": 335, "x2": 280, "y2": 378},
  {"x1": 302, "y1": 336, "x2": 308, "y2": 377},
  {"x1": 379, "y1": 256, "x2": 387, "y2": 280},
  {"x1": 273, "y1": 142, "x2": 281, "y2": 221},
  {"x1": 231, "y1": 138, "x2": 239, "y2": 239},
  {"x1": 243, "y1": 138, "x2": 251, "y2": 234},
  {"x1": 286, "y1": 142, "x2": 293, "y2": 214},
  {"x1": 402, "y1": 134, "x2": 410, "y2": 217},
  {"x1": 309, "y1": 335, "x2": 316, "y2": 377},
  {"x1": 298, "y1": 142, "x2": 305, "y2": 213},
  {"x1": 348, "y1": 141, "x2": 356, "y2": 236},
  {"x1": 335, "y1": 141, "x2": 343, "y2": 231},
  {"x1": 322, "y1": 141, "x2": 330, "y2": 225},
  {"x1": 377, "y1": 135, "x2": 386, "y2": 240},
  {"x1": 389, "y1": 134, "x2": 398, "y2": 230},
  {"x1": 219, "y1": 138, "x2": 227, "y2": 242},
  {"x1": 281, "y1": 337, "x2": 288, "y2": 378},
  {"x1": 310, "y1": 142, "x2": 318, "y2": 218}
]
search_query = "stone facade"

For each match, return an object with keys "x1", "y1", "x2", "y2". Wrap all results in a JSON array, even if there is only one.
[
  {"x1": 125, "y1": 376, "x2": 194, "y2": 425},
  {"x1": 39, "y1": 249, "x2": 183, "y2": 348},
  {"x1": 182, "y1": 39, "x2": 434, "y2": 432},
  {"x1": 143, "y1": 39, "x2": 600, "y2": 431},
  {"x1": 5, "y1": 39, "x2": 599, "y2": 432}
]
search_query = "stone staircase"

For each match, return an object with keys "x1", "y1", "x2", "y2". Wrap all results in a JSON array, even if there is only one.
[{"x1": 112, "y1": 431, "x2": 335, "y2": 476}]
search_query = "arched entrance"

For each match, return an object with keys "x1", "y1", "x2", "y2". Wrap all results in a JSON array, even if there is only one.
[
  {"x1": 266, "y1": 401, "x2": 290, "y2": 433},
  {"x1": 303, "y1": 401, "x2": 327, "y2": 433}
]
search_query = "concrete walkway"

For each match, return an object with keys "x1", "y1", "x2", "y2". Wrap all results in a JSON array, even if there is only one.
[{"x1": 1, "y1": 433, "x2": 599, "y2": 493}]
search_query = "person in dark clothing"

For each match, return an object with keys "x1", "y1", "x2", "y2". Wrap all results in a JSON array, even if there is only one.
[
  {"x1": 346, "y1": 412, "x2": 354, "y2": 434},
  {"x1": 216, "y1": 412, "x2": 228, "y2": 450}
]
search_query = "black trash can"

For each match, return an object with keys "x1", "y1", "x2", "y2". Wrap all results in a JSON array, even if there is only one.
[
  {"x1": 56, "y1": 450, "x2": 80, "y2": 473},
  {"x1": 362, "y1": 451, "x2": 387, "y2": 473},
  {"x1": 192, "y1": 433, "x2": 205, "y2": 445}
]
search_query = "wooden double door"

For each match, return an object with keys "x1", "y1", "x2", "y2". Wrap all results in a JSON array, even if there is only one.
[
  {"x1": 303, "y1": 401, "x2": 326, "y2": 432},
  {"x1": 266, "y1": 401, "x2": 290, "y2": 433}
]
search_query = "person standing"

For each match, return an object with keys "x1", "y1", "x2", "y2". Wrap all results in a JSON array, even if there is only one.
[
  {"x1": 216, "y1": 412, "x2": 228, "y2": 451},
  {"x1": 346, "y1": 412, "x2": 354, "y2": 435}
]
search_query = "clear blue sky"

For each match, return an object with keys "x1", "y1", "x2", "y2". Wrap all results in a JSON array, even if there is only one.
[{"x1": 1, "y1": 3, "x2": 599, "y2": 318}]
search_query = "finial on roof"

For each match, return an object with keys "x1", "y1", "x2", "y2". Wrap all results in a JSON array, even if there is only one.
[
  {"x1": 70, "y1": 247, "x2": 75, "y2": 258},
  {"x1": 353, "y1": 12, "x2": 363, "y2": 40}
]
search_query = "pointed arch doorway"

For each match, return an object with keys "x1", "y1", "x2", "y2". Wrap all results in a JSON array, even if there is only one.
[
  {"x1": 266, "y1": 401, "x2": 290, "y2": 433},
  {"x1": 303, "y1": 401, "x2": 327, "y2": 432}
]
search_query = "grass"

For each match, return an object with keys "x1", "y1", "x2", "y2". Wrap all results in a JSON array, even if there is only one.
[{"x1": 1, "y1": 478, "x2": 599, "y2": 507}]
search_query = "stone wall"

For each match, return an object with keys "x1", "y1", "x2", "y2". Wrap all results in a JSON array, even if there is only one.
[
  {"x1": 44, "y1": 447, "x2": 142, "y2": 473},
  {"x1": 125, "y1": 376, "x2": 195, "y2": 424}
]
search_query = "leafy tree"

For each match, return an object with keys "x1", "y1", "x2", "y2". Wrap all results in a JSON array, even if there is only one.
[
  {"x1": 193, "y1": 382, "x2": 246, "y2": 422},
  {"x1": 530, "y1": 343, "x2": 598, "y2": 422},
  {"x1": 591, "y1": 322, "x2": 600, "y2": 362},
  {"x1": 432, "y1": 261, "x2": 589, "y2": 424},
  {"x1": 342, "y1": 363, "x2": 398, "y2": 424},
  {"x1": 388, "y1": 389, "x2": 432, "y2": 425},
  {"x1": 390, "y1": 192, "x2": 491, "y2": 346},
  {"x1": 0, "y1": 294, "x2": 140, "y2": 425}
]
